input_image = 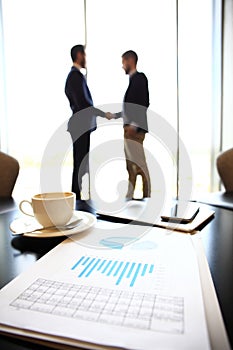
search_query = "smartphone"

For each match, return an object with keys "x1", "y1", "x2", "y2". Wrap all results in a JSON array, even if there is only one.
[{"x1": 160, "y1": 202, "x2": 200, "y2": 224}]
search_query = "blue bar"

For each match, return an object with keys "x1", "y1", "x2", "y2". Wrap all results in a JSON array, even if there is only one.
[
  {"x1": 82, "y1": 257, "x2": 90, "y2": 265},
  {"x1": 71, "y1": 256, "x2": 85, "y2": 270},
  {"x1": 85, "y1": 258, "x2": 101, "y2": 277},
  {"x1": 141, "y1": 263, "x2": 148, "y2": 276},
  {"x1": 78, "y1": 258, "x2": 96, "y2": 277},
  {"x1": 126, "y1": 262, "x2": 136, "y2": 278},
  {"x1": 102, "y1": 260, "x2": 112, "y2": 274},
  {"x1": 130, "y1": 263, "x2": 142, "y2": 287},
  {"x1": 97, "y1": 259, "x2": 106, "y2": 271},
  {"x1": 116, "y1": 262, "x2": 130, "y2": 285},
  {"x1": 113, "y1": 261, "x2": 123, "y2": 276},
  {"x1": 107, "y1": 261, "x2": 118, "y2": 276},
  {"x1": 149, "y1": 264, "x2": 154, "y2": 273}
]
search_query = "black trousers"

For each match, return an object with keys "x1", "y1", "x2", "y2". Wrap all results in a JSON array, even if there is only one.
[{"x1": 71, "y1": 131, "x2": 91, "y2": 199}]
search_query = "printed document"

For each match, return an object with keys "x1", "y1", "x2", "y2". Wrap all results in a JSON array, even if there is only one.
[{"x1": 0, "y1": 223, "x2": 216, "y2": 349}]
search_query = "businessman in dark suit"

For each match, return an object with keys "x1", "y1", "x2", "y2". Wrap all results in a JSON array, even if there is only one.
[
  {"x1": 108, "y1": 50, "x2": 151, "y2": 199},
  {"x1": 65, "y1": 45, "x2": 107, "y2": 199}
]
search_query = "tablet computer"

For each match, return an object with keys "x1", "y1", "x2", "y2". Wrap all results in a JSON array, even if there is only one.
[{"x1": 160, "y1": 202, "x2": 200, "y2": 224}]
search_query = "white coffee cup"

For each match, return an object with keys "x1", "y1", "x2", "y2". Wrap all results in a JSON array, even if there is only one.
[{"x1": 19, "y1": 192, "x2": 76, "y2": 227}]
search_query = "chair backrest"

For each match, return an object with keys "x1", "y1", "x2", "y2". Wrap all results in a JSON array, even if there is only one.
[
  {"x1": 0, "y1": 151, "x2": 20, "y2": 197},
  {"x1": 216, "y1": 148, "x2": 233, "y2": 192}
]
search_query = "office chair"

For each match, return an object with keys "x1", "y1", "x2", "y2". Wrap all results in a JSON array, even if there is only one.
[
  {"x1": 0, "y1": 151, "x2": 20, "y2": 197},
  {"x1": 216, "y1": 148, "x2": 233, "y2": 192}
]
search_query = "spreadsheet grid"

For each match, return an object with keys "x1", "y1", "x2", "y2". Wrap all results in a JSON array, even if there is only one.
[{"x1": 10, "y1": 278, "x2": 184, "y2": 334}]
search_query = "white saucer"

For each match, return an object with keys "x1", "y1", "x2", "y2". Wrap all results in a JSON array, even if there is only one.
[{"x1": 10, "y1": 211, "x2": 96, "y2": 238}]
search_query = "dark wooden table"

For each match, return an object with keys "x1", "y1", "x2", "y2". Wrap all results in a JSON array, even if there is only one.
[{"x1": 0, "y1": 198, "x2": 232, "y2": 349}]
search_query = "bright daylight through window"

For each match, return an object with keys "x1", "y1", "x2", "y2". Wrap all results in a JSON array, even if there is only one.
[{"x1": 1, "y1": 0, "x2": 216, "y2": 201}]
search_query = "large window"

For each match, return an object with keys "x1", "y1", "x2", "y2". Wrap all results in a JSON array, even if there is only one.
[
  {"x1": 1, "y1": 0, "x2": 85, "y2": 197},
  {"x1": 222, "y1": 0, "x2": 233, "y2": 151},
  {"x1": 178, "y1": 0, "x2": 213, "y2": 194},
  {"x1": 86, "y1": 0, "x2": 177, "y2": 202},
  {"x1": 0, "y1": 0, "x2": 226, "y2": 201}
]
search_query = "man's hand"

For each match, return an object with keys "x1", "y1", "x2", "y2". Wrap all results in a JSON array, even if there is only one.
[
  {"x1": 126, "y1": 125, "x2": 137, "y2": 137},
  {"x1": 106, "y1": 112, "x2": 114, "y2": 120}
]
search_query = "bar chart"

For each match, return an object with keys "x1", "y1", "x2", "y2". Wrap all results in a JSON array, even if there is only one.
[{"x1": 71, "y1": 255, "x2": 155, "y2": 287}]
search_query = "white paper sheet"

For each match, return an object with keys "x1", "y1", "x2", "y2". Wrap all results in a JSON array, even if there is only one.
[{"x1": 0, "y1": 223, "x2": 217, "y2": 349}]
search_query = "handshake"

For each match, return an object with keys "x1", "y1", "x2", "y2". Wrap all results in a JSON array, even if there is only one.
[{"x1": 105, "y1": 112, "x2": 115, "y2": 120}]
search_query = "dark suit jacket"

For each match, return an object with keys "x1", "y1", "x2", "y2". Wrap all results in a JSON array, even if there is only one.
[
  {"x1": 116, "y1": 71, "x2": 150, "y2": 133},
  {"x1": 65, "y1": 66, "x2": 105, "y2": 138}
]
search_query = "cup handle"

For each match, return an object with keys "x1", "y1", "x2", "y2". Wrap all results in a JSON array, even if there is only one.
[{"x1": 19, "y1": 200, "x2": 34, "y2": 217}]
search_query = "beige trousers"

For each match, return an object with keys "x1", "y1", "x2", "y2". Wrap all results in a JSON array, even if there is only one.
[{"x1": 124, "y1": 125, "x2": 151, "y2": 199}]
